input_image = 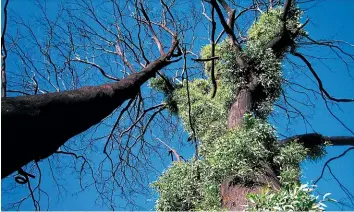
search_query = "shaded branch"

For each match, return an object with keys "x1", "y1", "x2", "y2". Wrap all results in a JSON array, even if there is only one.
[
  {"x1": 210, "y1": 4, "x2": 217, "y2": 98},
  {"x1": 1, "y1": 44, "x2": 180, "y2": 178},
  {"x1": 265, "y1": 0, "x2": 294, "y2": 52},
  {"x1": 279, "y1": 133, "x2": 354, "y2": 147}
]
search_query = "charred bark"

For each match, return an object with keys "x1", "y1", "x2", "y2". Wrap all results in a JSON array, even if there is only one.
[
  {"x1": 279, "y1": 133, "x2": 354, "y2": 147},
  {"x1": 1, "y1": 56, "x2": 176, "y2": 179}
]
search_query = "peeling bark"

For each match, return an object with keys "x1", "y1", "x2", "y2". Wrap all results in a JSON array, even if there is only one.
[{"x1": 1, "y1": 57, "x2": 173, "y2": 178}]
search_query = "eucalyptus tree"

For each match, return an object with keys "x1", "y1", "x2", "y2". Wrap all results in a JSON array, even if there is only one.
[{"x1": 1, "y1": 0, "x2": 354, "y2": 210}]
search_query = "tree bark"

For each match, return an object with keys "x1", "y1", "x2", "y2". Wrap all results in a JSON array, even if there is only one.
[
  {"x1": 279, "y1": 133, "x2": 354, "y2": 147},
  {"x1": 227, "y1": 89, "x2": 252, "y2": 129},
  {"x1": 223, "y1": 85, "x2": 281, "y2": 210},
  {"x1": 221, "y1": 0, "x2": 295, "y2": 208},
  {"x1": 1, "y1": 57, "x2": 173, "y2": 179}
]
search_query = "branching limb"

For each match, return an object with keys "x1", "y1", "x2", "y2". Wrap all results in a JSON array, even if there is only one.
[
  {"x1": 139, "y1": 1, "x2": 165, "y2": 56},
  {"x1": 207, "y1": 0, "x2": 241, "y2": 52},
  {"x1": 314, "y1": 147, "x2": 354, "y2": 185}
]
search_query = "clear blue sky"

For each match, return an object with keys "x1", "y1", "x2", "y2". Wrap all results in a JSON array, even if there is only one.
[{"x1": 1, "y1": 0, "x2": 354, "y2": 210}]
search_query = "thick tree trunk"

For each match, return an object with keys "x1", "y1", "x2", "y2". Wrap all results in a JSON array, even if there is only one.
[
  {"x1": 222, "y1": 84, "x2": 281, "y2": 210},
  {"x1": 227, "y1": 89, "x2": 252, "y2": 129},
  {"x1": 221, "y1": 162, "x2": 281, "y2": 210},
  {"x1": 1, "y1": 58, "x2": 171, "y2": 179}
]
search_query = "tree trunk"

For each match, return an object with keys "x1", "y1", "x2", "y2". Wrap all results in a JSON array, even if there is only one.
[
  {"x1": 1, "y1": 58, "x2": 171, "y2": 179},
  {"x1": 222, "y1": 80, "x2": 281, "y2": 210},
  {"x1": 227, "y1": 89, "x2": 252, "y2": 129}
]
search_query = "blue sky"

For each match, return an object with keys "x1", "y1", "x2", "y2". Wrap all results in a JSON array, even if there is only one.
[{"x1": 1, "y1": 0, "x2": 354, "y2": 210}]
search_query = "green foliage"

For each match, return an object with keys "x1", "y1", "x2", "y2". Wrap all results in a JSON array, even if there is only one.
[
  {"x1": 200, "y1": 42, "x2": 224, "y2": 76},
  {"x1": 243, "y1": 46, "x2": 282, "y2": 117},
  {"x1": 150, "y1": 77, "x2": 173, "y2": 94},
  {"x1": 152, "y1": 161, "x2": 202, "y2": 211},
  {"x1": 274, "y1": 141, "x2": 307, "y2": 186},
  {"x1": 248, "y1": 7, "x2": 305, "y2": 49},
  {"x1": 216, "y1": 40, "x2": 282, "y2": 117},
  {"x1": 152, "y1": 5, "x2": 326, "y2": 211},
  {"x1": 149, "y1": 77, "x2": 180, "y2": 114},
  {"x1": 307, "y1": 143, "x2": 327, "y2": 160},
  {"x1": 173, "y1": 79, "x2": 230, "y2": 140},
  {"x1": 152, "y1": 160, "x2": 223, "y2": 211},
  {"x1": 202, "y1": 115, "x2": 278, "y2": 183},
  {"x1": 247, "y1": 184, "x2": 333, "y2": 211},
  {"x1": 195, "y1": 180, "x2": 222, "y2": 211},
  {"x1": 248, "y1": 8, "x2": 283, "y2": 46}
]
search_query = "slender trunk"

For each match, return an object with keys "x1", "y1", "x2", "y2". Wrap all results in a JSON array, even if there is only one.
[{"x1": 1, "y1": 58, "x2": 170, "y2": 178}]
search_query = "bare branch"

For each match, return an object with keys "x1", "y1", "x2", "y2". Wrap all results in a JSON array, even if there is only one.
[
  {"x1": 292, "y1": 52, "x2": 354, "y2": 102},
  {"x1": 1, "y1": 0, "x2": 9, "y2": 97}
]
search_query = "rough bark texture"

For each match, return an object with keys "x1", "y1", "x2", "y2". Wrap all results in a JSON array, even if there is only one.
[{"x1": 1, "y1": 58, "x2": 171, "y2": 179}]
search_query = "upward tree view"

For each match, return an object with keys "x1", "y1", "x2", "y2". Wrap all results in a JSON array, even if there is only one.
[{"x1": 1, "y1": 0, "x2": 354, "y2": 210}]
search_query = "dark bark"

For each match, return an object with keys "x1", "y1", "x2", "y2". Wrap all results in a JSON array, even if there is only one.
[
  {"x1": 1, "y1": 57, "x2": 174, "y2": 179},
  {"x1": 1, "y1": 0, "x2": 9, "y2": 98},
  {"x1": 279, "y1": 133, "x2": 354, "y2": 147}
]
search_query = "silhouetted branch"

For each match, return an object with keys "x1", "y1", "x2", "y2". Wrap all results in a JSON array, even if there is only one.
[
  {"x1": 292, "y1": 52, "x2": 354, "y2": 102},
  {"x1": 279, "y1": 133, "x2": 354, "y2": 147},
  {"x1": 1, "y1": 0, "x2": 9, "y2": 97}
]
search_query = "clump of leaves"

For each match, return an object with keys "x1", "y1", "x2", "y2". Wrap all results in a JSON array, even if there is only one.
[
  {"x1": 244, "y1": 46, "x2": 282, "y2": 117},
  {"x1": 200, "y1": 41, "x2": 226, "y2": 77},
  {"x1": 150, "y1": 77, "x2": 180, "y2": 114},
  {"x1": 173, "y1": 79, "x2": 229, "y2": 139},
  {"x1": 152, "y1": 160, "x2": 223, "y2": 211},
  {"x1": 248, "y1": 6, "x2": 304, "y2": 50},
  {"x1": 247, "y1": 184, "x2": 334, "y2": 211},
  {"x1": 201, "y1": 114, "x2": 278, "y2": 183},
  {"x1": 217, "y1": 39, "x2": 282, "y2": 117},
  {"x1": 152, "y1": 161, "x2": 202, "y2": 211},
  {"x1": 274, "y1": 141, "x2": 307, "y2": 186},
  {"x1": 307, "y1": 143, "x2": 327, "y2": 160}
]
